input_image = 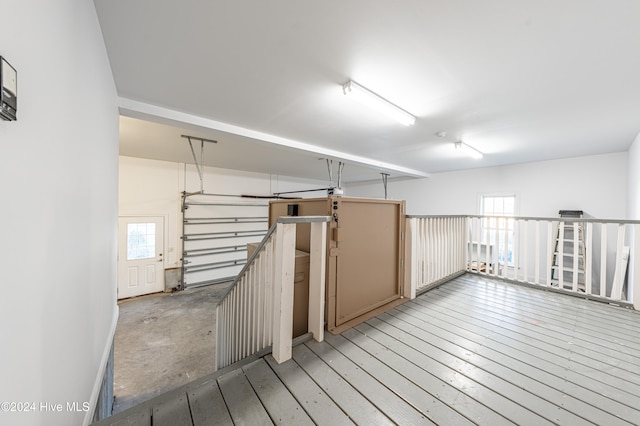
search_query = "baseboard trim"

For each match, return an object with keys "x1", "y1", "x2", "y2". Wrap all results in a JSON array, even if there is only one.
[{"x1": 84, "y1": 304, "x2": 119, "y2": 426}]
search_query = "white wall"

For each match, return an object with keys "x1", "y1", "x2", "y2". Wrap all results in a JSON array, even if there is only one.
[
  {"x1": 627, "y1": 132, "x2": 640, "y2": 308},
  {"x1": 629, "y1": 134, "x2": 640, "y2": 220},
  {"x1": 119, "y1": 156, "x2": 328, "y2": 283},
  {"x1": 0, "y1": 2, "x2": 118, "y2": 426},
  {"x1": 348, "y1": 152, "x2": 628, "y2": 219},
  {"x1": 349, "y1": 152, "x2": 629, "y2": 296},
  {"x1": 120, "y1": 157, "x2": 183, "y2": 267}
]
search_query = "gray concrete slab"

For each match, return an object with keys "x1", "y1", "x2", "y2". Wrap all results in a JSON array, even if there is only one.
[{"x1": 113, "y1": 282, "x2": 232, "y2": 414}]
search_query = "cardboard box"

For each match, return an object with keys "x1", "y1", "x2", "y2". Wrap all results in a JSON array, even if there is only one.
[{"x1": 247, "y1": 243, "x2": 310, "y2": 338}]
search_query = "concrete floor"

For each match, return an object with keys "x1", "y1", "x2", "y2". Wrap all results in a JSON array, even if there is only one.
[{"x1": 112, "y1": 282, "x2": 232, "y2": 414}]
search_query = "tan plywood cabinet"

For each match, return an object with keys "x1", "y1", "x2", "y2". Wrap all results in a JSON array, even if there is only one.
[
  {"x1": 269, "y1": 196, "x2": 406, "y2": 334},
  {"x1": 247, "y1": 243, "x2": 310, "y2": 338}
]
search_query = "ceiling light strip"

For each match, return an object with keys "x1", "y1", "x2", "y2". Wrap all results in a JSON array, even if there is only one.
[
  {"x1": 454, "y1": 141, "x2": 483, "y2": 159},
  {"x1": 343, "y1": 80, "x2": 416, "y2": 126}
]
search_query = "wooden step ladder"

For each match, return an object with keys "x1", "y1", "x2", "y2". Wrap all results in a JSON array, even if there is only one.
[{"x1": 551, "y1": 210, "x2": 586, "y2": 291}]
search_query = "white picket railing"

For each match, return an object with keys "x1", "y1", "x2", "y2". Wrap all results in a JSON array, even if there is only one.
[
  {"x1": 215, "y1": 216, "x2": 329, "y2": 370},
  {"x1": 408, "y1": 215, "x2": 640, "y2": 307},
  {"x1": 218, "y1": 213, "x2": 638, "y2": 370},
  {"x1": 406, "y1": 216, "x2": 467, "y2": 296}
]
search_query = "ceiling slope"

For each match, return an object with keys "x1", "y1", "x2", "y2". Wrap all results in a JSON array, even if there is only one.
[{"x1": 95, "y1": 0, "x2": 640, "y2": 180}]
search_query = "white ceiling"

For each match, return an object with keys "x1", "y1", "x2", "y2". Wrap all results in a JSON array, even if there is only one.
[{"x1": 95, "y1": 0, "x2": 640, "y2": 183}]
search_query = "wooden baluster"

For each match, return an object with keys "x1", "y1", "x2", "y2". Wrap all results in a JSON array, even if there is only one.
[
  {"x1": 611, "y1": 224, "x2": 625, "y2": 300},
  {"x1": 633, "y1": 224, "x2": 640, "y2": 309},
  {"x1": 545, "y1": 221, "x2": 553, "y2": 287},
  {"x1": 585, "y1": 222, "x2": 593, "y2": 295},
  {"x1": 308, "y1": 221, "x2": 327, "y2": 342},
  {"x1": 522, "y1": 219, "x2": 528, "y2": 283},
  {"x1": 600, "y1": 224, "x2": 607, "y2": 297},
  {"x1": 572, "y1": 222, "x2": 579, "y2": 292}
]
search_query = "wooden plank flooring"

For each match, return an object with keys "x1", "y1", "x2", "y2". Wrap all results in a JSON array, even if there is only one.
[{"x1": 94, "y1": 274, "x2": 640, "y2": 425}]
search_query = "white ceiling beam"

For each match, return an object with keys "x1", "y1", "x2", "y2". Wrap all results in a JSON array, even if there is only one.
[{"x1": 118, "y1": 97, "x2": 430, "y2": 179}]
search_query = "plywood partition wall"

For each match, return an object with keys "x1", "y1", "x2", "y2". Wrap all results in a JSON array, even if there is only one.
[{"x1": 269, "y1": 197, "x2": 407, "y2": 334}]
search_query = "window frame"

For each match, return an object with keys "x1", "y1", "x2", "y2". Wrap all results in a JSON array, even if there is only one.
[
  {"x1": 478, "y1": 193, "x2": 518, "y2": 267},
  {"x1": 126, "y1": 222, "x2": 157, "y2": 260}
]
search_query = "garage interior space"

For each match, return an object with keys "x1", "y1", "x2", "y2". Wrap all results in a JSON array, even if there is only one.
[
  {"x1": 96, "y1": 274, "x2": 640, "y2": 425},
  {"x1": 7, "y1": 2, "x2": 640, "y2": 426},
  {"x1": 113, "y1": 282, "x2": 231, "y2": 414}
]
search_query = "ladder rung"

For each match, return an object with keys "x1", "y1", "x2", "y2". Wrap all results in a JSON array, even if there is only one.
[
  {"x1": 553, "y1": 252, "x2": 584, "y2": 258},
  {"x1": 551, "y1": 266, "x2": 585, "y2": 274}
]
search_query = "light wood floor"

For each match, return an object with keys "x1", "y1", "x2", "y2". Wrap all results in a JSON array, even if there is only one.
[{"x1": 94, "y1": 274, "x2": 640, "y2": 425}]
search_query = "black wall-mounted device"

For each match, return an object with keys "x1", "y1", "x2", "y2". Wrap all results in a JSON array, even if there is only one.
[
  {"x1": 287, "y1": 204, "x2": 299, "y2": 216},
  {"x1": 1, "y1": 56, "x2": 17, "y2": 121}
]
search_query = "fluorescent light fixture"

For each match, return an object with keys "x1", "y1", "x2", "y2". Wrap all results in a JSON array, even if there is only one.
[
  {"x1": 343, "y1": 80, "x2": 416, "y2": 126},
  {"x1": 454, "y1": 141, "x2": 483, "y2": 159}
]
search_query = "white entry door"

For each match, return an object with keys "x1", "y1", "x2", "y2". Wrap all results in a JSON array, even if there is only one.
[{"x1": 118, "y1": 216, "x2": 165, "y2": 299}]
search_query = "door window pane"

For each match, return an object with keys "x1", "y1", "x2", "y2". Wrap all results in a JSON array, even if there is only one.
[{"x1": 127, "y1": 223, "x2": 156, "y2": 260}]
